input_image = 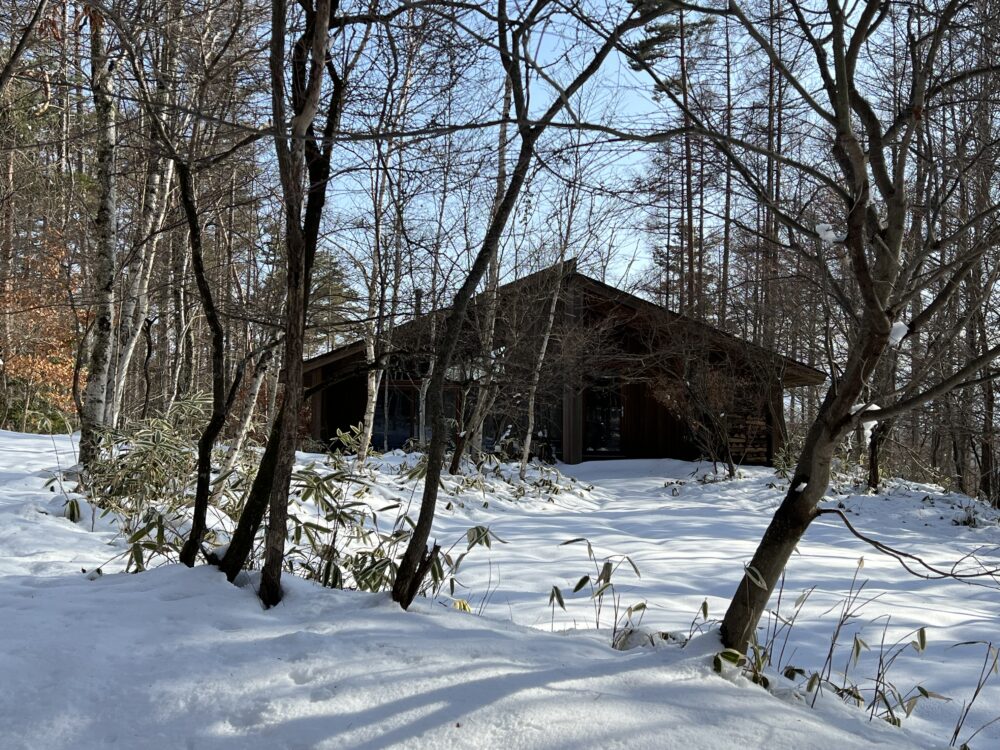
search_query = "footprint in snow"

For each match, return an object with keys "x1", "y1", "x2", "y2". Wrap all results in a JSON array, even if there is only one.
[
  {"x1": 288, "y1": 666, "x2": 316, "y2": 685},
  {"x1": 310, "y1": 686, "x2": 335, "y2": 702}
]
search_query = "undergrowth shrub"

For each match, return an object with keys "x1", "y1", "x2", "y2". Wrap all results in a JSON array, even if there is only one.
[
  {"x1": 85, "y1": 397, "x2": 210, "y2": 571},
  {"x1": 286, "y1": 459, "x2": 504, "y2": 606},
  {"x1": 774, "y1": 425, "x2": 807, "y2": 480},
  {"x1": 712, "y1": 559, "x2": 961, "y2": 733},
  {"x1": 548, "y1": 535, "x2": 645, "y2": 646},
  {"x1": 0, "y1": 376, "x2": 75, "y2": 434},
  {"x1": 287, "y1": 463, "x2": 398, "y2": 591},
  {"x1": 78, "y1": 415, "x2": 566, "y2": 611}
]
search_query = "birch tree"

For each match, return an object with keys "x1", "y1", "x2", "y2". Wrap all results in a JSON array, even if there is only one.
[{"x1": 78, "y1": 7, "x2": 117, "y2": 470}]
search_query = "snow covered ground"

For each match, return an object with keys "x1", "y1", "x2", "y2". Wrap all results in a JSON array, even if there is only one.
[{"x1": 2, "y1": 429, "x2": 999, "y2": 749}]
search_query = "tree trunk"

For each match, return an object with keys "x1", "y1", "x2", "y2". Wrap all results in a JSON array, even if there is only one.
[
  {"x1": 680, "y1": 10, "x2": 695, "y2": 316},
  {"x1": 867, "y1": 419, "x2": 893, "y2": 492},
  {"x1": 392, "y1": 134, "x2": 537, "y2": 608},
  {"x1": 721, "y1": 317, "x2": 889, "y2": 652},
  {"x1": 79, "y1": 16, "x2": 117, "y2": 470},
  {"x1": 453, "y1": 74, "x2": 510, "y2": 470},
  {"x1": 357, "y1": 338, "x2": 381, "y2": 463},
  {"x1": 219, "y1": 0, "x2": 336, "y2": 607},
  {"x1": 0, "y1": 122, "x2": 12, "y2": 364},
  {"x1": 461, "y1": 265, "x2": 500, "y2": 465},
  {"x1": 719, "y1": 13, "x2": 732, "y2": 327},
  {"x1": 265, "y1": 364, "x2": 280, "y2": 434},
  {"x1": 259, "y1": 238, "x2": 306, "y2": 604},
  {"x1": 215, "y1": 350, "x2": 271, "y2": 491},
  {"x1": 520, "y1": 263, "x2": 564, "y2": 479},
  {"x1": 980, "y1": 380, "x2": 998, "y2": 506},
  {"x1": 216, "y1": 404, "x2": 284, "y2": 581},
  {"x1": 389, "y1": 2, "x2": 666, "y2": 608},
  {"x1": 168, "y1": 235, "x2": 193, "y2": 409},
  {"x1": 178, "y1": 161, "x2": 241, "y2": 567},
  {"x1": 140, "y1": 317, "x2": 154, "y2": 420},
  {"x1": 110, "y1": 157, "x2": 173, "y2": 427}
]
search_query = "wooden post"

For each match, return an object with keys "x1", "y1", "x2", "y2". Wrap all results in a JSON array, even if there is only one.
[
  {"x1": 562, "y1": 384, "x2": 583, "y2": 464},
  {"x1": 560, "y1": 278, "x2": 583, "y2": 464},
  {"x1": 767, "y1": 377, "x2": 786, "y2": 466}
]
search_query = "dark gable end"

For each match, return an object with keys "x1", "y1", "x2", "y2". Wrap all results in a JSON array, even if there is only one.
[{"x1": 303, "y1": 262, "x2": 825, "y2": 465}]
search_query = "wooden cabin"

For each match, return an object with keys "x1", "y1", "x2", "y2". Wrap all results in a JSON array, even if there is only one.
[{"x1": 302, "y1": 262, "x2": 825, "y2": 466}]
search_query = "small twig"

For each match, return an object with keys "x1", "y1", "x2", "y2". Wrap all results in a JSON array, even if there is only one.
[{"x1": 817, "y1": 508, "x2": 1000, "y2": 584}]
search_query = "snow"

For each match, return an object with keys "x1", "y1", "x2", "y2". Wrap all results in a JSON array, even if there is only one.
[
  {"x1": 890, "y1": 321, "x2": 909, "y2": 346},
  {"x1": 816, "y1": 224, "x2": 845, "y2": 244},
  {"x1": 851, "y1": 403, "x2": 881, "y2": 422},
  {"x1": 3, "y1": 430, "x2": 1000, "y2": 749},
  {"x1": 850, "y1": 404, "x2": 882, "y2": 447}
]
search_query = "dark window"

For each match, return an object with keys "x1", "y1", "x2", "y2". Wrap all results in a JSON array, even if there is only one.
[
  {"x1": 373, "y1": 386, "x2": 416, "y2": 450},
  {"x1": 584, "y1": 381, "x2": 622, "y2": 454}
]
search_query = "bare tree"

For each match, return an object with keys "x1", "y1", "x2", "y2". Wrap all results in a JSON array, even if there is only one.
[
  {"x1": 0, "y1": 0, "x2": 49, "y2": 97},
  {"x1": 621, "y1": 0, "x2": 1000, "y2": 652},
  {"x1": 391, "y1": 0, "x2": 677, "y2": 608},
  {"x1": 217, "y1": 0, "x2": 370, "y2": 606}
]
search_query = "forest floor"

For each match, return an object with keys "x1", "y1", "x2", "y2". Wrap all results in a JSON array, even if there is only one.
[{"x1": 2, "y1": 429, "x2": 999, "y2": 749}]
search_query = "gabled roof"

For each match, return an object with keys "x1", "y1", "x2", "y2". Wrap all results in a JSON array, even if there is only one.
[
  {"x1": 567, "y1": 273, "x2": 825, "y2": 388},
  {"x1": 304, "y1": 262, "x2": 826, "y2": 388}
]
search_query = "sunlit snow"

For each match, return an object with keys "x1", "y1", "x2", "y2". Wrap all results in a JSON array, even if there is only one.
[{"x1": 2, "y1": 431, "x2": 999, "y2": 749}]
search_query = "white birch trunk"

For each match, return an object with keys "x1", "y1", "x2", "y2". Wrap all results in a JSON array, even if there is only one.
[
  {"x1": 79, "y1": 18, "x2": 117, "y2": 469},
  {"x1": 0, "y1": 144, "x2": 12, "y2": 363},
  {"x1": 357, "y1": 334, "x2": 382, "y2": 464},
  {"x1": 214, "y1": 350, "x2": 271, "y2": 493},
  {"x1": 264, "y1": 363, "x2": 280, "y2": 435},
  {"x1": 520, "y1": 263, "x2": 565, "y2": 479},
  {"x1": 110, "y1": 159, "x2": 173, "y2": 426},
  {"x1": 418, "y1": 358, "x2": 433, "y2": 445},
  {"x1": 417, "y1": 234, "x2": 442, "y2": 446},
  {"x1": 167, "y1": 238, "x2": 191, "y2": 411}
]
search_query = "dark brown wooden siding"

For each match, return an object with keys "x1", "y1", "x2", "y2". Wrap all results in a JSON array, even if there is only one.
[
  {"x1": 302, "y1": 269, "x2": 824, "y2": 465},
  {"x1": 725, "y1": 413, "x2": 770, "y2": 465},
  {"x1": 620, "y1": 382, "x2": 699, "y2": 460},
  {"x1": 318, "y1": 369, "x2": 366, "y2": 444}
]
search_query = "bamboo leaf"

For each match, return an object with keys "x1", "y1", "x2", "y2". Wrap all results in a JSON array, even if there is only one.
[
  {"x1": 625, "y1": 555, "x2": 641, "y2": 578},
  {"x1": 127, "y1": 521, "x2": 155, "y2": 545},
  {"x1": 717, "y1": 648, "x2": 746, "y2": 667},
  {"x1": 599, "y1": 561, "x2": 613, "y2": 585},
  {"x1": 548, "y1": 586, "x2": 566, "y2": 610},
  {"x1": 593, "y1": 581, "x2": 613, "y2": 598},
  {"x1": 916, "y1": 686, "x2": 950, "y2": 701},
  {"x1": 130, "y1": 544, "x2": 145, "y2": 572},
  {"x1": 628, "y1": 602, "x2": 647, "y2": 615},
  {"x1": 744, "y1": 564, "x2": 768, "y2": 590}
]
